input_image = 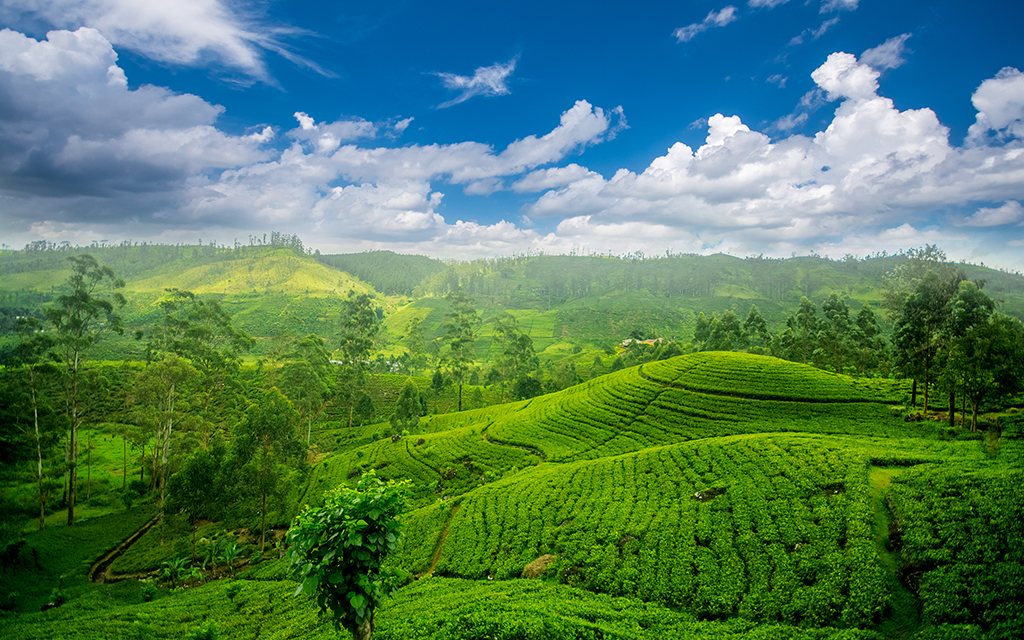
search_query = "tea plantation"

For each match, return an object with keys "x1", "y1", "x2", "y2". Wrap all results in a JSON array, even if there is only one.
[{"x1": 3, "y1": 352, "x2": 1022, "y2": 639}]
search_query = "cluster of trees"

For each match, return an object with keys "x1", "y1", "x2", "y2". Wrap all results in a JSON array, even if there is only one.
[
  {"x1": 886, "y1": 248, "x2": 1024, "y2": 429},
  {"x1": 1, "y1": 256, "x2": 391, "y2": 546},
  {"x1": 693, "y1": 297, "x2": 885, "y2": 376},
  {"x1": 692, "y1": 247, "x2": 1024, "y2": 427}
]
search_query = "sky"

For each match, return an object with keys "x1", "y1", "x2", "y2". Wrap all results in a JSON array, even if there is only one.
[{"x1": 1, "y1": 0, "x2": 1024, "y2": 270}]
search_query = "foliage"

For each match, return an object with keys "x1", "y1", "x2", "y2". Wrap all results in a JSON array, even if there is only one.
[{"x1": 288, "y1": 471, "x2": 409, "y2": 638}]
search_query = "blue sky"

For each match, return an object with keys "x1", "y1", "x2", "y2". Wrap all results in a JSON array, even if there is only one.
[{"x1": 2, "y1": 0, "x2": 1023, "y2": 270}]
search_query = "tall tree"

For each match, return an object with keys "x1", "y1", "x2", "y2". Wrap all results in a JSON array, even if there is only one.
[
  {"x1": 744, "y1": 304, "x2": 770, "y2": 347},
  {"x1": 389, "y1": 380, "x2": 423, "y2": 434},
  {"x1": 45, "y1": 255, "x2": 126, "y2": 526},
  {"x1": 278, "y1": 334, "x2": 332, "y2": 445},
  {"x1": 786, "y1": 297, "x2": 818, "y2": 364},
  {"x1": 338, "y1": 293, "x2": 381, "y2": 426},
  {"x1": 853, "y1": 305, "x2": 887, "y2": 375},
  {"x1": 135, "y1": 355, "x2": 199, "y2": 504},
  {"x1": 442, "y1": 289, "x2": 479, "y2": 411},
  {"x1": 234, "y1": 388, "x2": 303, "y2": 553},
  {"x1": 149, "y1": 289, "x2": 254, "y2": 446},
  {"x1": 892, "y1": 271, "x2": 961, "y2": 415},
  {"x1": 10, "y1": 318, "x2": 62, "y2": 530},
  {"x1": 487, "y1": 313, "x2": 536, "y2": 402},
  {"x1": 815, "y1": 294, "x2": 857, "y2": 374}
]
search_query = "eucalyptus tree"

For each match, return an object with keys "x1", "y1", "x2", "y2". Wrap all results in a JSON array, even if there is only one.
[
  {"x1": 337, "y1": 293, "x2": 381, "y2": 426},
  {"x1": 442, "y1": 289, "x2": 479, "y2": 411},
  {"x1": 148, "y1": 288, "x2": 254, "y2": 446},
  {"x1": 233, "y1": 388, "x2": 303, "y2": 553},
  {"x1": 744, "y1": 304, "x2": 770, "y2": 348},
  {"x1": 45, "y1": 254, "x2": 126, "y2": 526},
  {"x1": 10, "y1": 318, "x2": 62, "y2": 530},
  {"x1": 892, "y1": 271, "x2": 962, "y2": 414},
  {"x1": 278, "y1": 334, "x2": 332, "y2": 445},
  {"x1": 815, "y1": 294, "x2": 858, "y2": 374},
  {"x1": 488, "y1": 313, "x2": 536, "y2": 402},
  {"x1": 135, "y1": 355, "x2": 199, "y2": 504}
]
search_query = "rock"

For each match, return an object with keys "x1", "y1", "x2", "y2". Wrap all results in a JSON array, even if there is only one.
[{"x1": 521, "y1": 554, "x2": 556, "y2": 578}]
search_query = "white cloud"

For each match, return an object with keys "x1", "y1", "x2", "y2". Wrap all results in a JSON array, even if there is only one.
[
  {"x1": 0, "y1": 0, "x2": 322, "y2": 81},
  {"x1": 820, "y1": 0, "x2": 858, "y2": 13},
  {"x1": 811, "y1": 52, "x2": 879, "y2": 101},
  {"x1": 861, "y1": 33, "x2": 912, "y2": 71},
  {"x1": 790, "y1": 17, "x2": 840, "y2": 46},
  {"x1": 673, "y1": 6, "x2": 738, "y2": 43},
  {"x1": 748, "y1": 0, "x2": 790, "y2": 8},
  {"x1": 959, "y1": 201, "x2": 1024, "y2": 227},
  {"x1": 967, "y1": 67, "x2": 1024, "y2": 145},
  {"x1": 287, "y1": 112, "x2": 377, "y2": 155},
  {"x1": 520, "y1": 52, "x2": 1024, "y2": 265},
  {"x1": 435, "y1": 57, "x2": 518, "y2": 108},
  {"x1": 511, "y1": 164, "x2": 597, "y2": 193},
  {"x1": 0, "y1": 28, "x2": 270, "y2": 210}
]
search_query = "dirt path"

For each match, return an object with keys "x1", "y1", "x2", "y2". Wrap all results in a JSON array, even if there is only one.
[
  {"x1": 424, "y1": 504, "x2": 460, "y2": 576},
  {"x1": 89, "y1": 515, "x2": 161, "y2": 583},
  {"x1": 867, "y1": 467, "x2": 922, "y2": 639}
]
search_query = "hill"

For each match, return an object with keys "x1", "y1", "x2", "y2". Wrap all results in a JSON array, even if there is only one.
[{"x1": 2, "y1": 352, "x2": 1021, "y2": 639}]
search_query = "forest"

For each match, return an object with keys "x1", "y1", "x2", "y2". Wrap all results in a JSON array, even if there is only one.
[{"x1": 0, "y1": 239, "x2": 1022, "y2": 640}]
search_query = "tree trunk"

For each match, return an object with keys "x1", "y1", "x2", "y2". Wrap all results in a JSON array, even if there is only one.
[
  {"x1": 86, "y1": 429, "x2": 92, "y2": 500},
  {"x1": 122, "y1": 432, "x2": 127, "y2": 490},
  {"x1": 971, "y1": 399, "x2": 979, "y2": 432},
  {"x1": 458, "y1": 381, "x2": 463, "y2": 412},
  {"x1": 948, "y1": 387, "x2": 956, "y2": 427},
  {"x1": 260, "y1": 491, "x2": 267, "y2": 554},
  {"x1": 961, "y1": 392, "x2": 967, "y2": 429},
  {"x1": 352, "y1": 615, "x2": 373, "y2": 640},
  {"x1": 35, "y1": 399, "x2": 45, "y2": 531},
  {"x1": 911, "y1": 379, "x2": 917, "y2": 409}
]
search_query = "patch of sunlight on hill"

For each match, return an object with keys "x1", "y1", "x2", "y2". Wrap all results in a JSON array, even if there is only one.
[
  {"x1": 714, "y1": 283, "x2": 760, "y2": 299},
  {"x1": 127, "y1": 250, "x2": 374, "y2": 296},
  {"x1": 0, "y1": 269, "x2": 67, "y2": 290}
]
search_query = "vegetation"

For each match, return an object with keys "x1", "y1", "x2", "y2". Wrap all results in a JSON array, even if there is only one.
[{"x1": 1, "y1": 240, "x2": 1023, "y2": 640}]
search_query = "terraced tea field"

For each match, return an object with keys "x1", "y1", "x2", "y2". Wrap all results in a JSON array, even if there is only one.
[{"x1": 287, "y1": 351, "x2": 1024, "y2": 637}]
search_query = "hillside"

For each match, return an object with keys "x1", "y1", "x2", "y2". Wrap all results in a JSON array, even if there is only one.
[
  {"x1": 2, "y1": 352, "x2": 1021, "y2": 639},
  {"x1": 4, "y1": 244, "x2": 1024, "y2": 365}
]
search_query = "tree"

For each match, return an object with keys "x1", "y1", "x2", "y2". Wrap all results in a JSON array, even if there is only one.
[
  {"x1": 707, "y1": 310, "x2": 744, "y2": 351},
  {"x1": 442, "y1": 289, "x2": 479, "y2": 411},
  {"x1": 488, "y1": 313, "x2": 535, "y2": 402},
  {"x1": 45, "y1": 254, "x2": 126, "y2": 526},
  {"x1": 278, "y1": 334, "x2": 332, "y2": 445},
  {"x1": 165, "y1": 444, "x2": 223, "y2": 559},
  {"x1": 389, "y1": 380, "x2": 422, "y2": 434},
  {"x1": 853, "y1": 305, "x2": 886, "y2": 374},
  {"x1": 946, "y1": 282, "x2": 1022, "y2": 430},
  {"x1": 135, "y1": 355, "x2": 199, "y2": 504},
  {"x1": 892, "y1": 271, "x2": 960, "y2": 414},
  {"x1": 234, "y1": 388, "x2": 303, "y2": 553},
  {"x1": 338, "y1": 293, "x2": 381, "y2": 427},
  {"x1": 288, "y1": 471, "x2": 408, "y2": 640},
  {"x1": 10, "y1": 318, "x2": 62, "y2": 530},
  {"x1": 815, "y1": 293, "x2": 857, "y2": 374},
  {"x1": 744, "y1": 304, "x2": 770, "y2": 347},
  {"x1": 786, "y1": 297, "x2": 818, "y2": 364},
  {"x1": 148, "y1": 289, "x2": 254, "y2": 447}
]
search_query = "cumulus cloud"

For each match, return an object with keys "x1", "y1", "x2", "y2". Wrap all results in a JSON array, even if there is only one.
[
  {"x1": 0, "y1": 0, "x2": 324, "y2": 81},
  {"x1": 860, "y1": 33, "x2": 912, "y2": 71},
  {"x1": 959, "y1": 201, "x2": 1024, "y2": 227},
  {"x1": 967, "y1": 67, "x2": 1024, "y2": 145},
  {"x1": 435, "y1": 57, "x2": 518, "y2": 108},
  {"x1": 519, "y1": 52, "x2": 1024, "y2": 264},
  {"x1": 287, "y1": 112, "x2": 377, "y2": 155},
  {"x1": 4, "y1": 26, "x2": 1024, "y2": 268},
  {"x1": 0, "y1": 27, "x2": 271, "y2": 212},
  {"x1": 673, "y1": 6, "x2": 738, "y2": 43}
]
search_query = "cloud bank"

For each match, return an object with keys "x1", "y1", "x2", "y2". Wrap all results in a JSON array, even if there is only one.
[{"x1": 2, "y1": 27, "x2": 1024, "y2": 267}]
